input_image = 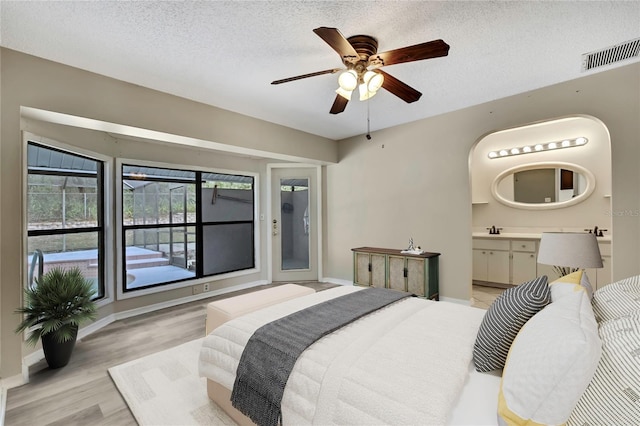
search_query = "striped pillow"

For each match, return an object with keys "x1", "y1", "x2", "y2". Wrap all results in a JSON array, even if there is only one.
[
  {"x1": 568, "y1": 313, "x2": 640, "y2": 424},
  {"x1": 592, "y1": 275, "x2": 640, "y2": 322},
  {"x1": 473, "y1": 276, "x2": 550, "y2": 372}
]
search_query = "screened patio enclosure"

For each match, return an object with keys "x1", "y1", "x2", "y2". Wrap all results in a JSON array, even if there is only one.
[
  {"x1": 122, "y1": 176, "x2": 197, "y2": 288},
  {"x1": 28, "y1": 170, "x2": 200, "y2": 292},
  {"x1": 27, "y1": 142, "x2": 105, "y2": 298},
  {"x1": 121, "y1": 165, "x2": 255, "y2": 291}
]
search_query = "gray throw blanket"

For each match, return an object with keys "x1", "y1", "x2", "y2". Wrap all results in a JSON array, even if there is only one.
[{"x1": 231, "y1": 287, "x2": 412, "y2": 426}]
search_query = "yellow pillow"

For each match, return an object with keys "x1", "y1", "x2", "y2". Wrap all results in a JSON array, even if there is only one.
[{"x1": 549, "y1": 270, "x2": 593, "y2": 301}]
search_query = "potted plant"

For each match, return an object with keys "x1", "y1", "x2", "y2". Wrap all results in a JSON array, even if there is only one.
[{"x1": 15, "y1": 266, "x2": 97, "y2": 369}]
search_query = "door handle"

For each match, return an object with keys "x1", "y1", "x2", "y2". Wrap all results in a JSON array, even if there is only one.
[{"x1": 272, "y1": 219, "x2": 278, "y2": 236}]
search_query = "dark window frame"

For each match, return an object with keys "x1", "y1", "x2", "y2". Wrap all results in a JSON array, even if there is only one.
[
  {"x1": 121, "y1": 164, "x2": 256, "y2": 293},
  {"x1": 27, "y1": 141, "x2": 106, "y2": 300}
]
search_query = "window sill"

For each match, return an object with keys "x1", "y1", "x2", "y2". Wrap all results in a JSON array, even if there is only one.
[{"x1": 115, "y1": 267, "x2": 260, "y2": 300}]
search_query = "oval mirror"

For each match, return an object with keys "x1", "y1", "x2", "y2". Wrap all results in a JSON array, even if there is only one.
[{"x1": 491, "y1": 162, "x2": 596, "y2": 210}]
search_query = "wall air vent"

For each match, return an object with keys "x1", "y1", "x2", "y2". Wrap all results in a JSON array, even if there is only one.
[{"x1": 582, "y1": 37, "x2": 640, "y2": 71}]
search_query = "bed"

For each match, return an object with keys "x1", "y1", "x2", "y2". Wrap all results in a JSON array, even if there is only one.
[{"x1": 199, "y1": 273, "x2": 640, "y2": 425}]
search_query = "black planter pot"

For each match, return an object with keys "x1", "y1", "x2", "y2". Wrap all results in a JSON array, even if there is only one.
[{"x1": 41, "y1": 326, "x2": 78, "y2": 369}]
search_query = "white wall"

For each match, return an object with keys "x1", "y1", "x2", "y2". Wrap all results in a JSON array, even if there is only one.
[{"x1": 471, "y1": 115, "x2": 612, "y2": 233}]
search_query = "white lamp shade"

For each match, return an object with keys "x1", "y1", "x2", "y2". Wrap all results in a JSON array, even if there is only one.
[
  {"x1": 537, "y1": 232, "x2": 603, "y2": 269},
  {"x1": 365, "y1": 71, "x2": 384, "y2": 92},
  {"x1": 358, "y1": 83, "x2": 377, "y2": 101},
  {"x1": 359, "y1": 71, "x2": 384, "y2": 100},
  {"x1": 337, "y1": 70, "x2": 358, "y2": 91},
  {"x1": 335, "y1": 86, "x2": 353, "y2": 100}
]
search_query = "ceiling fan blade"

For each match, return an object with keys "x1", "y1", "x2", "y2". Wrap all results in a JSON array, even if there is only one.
[
  {"x1": 370, "y1": 39, "x2": 449, "y2": 68},
  {"x1": 271, "y1": 68, "x2": 342, "y2": 85},
  {"x1": 378, "y1": 70, "x2": 422, "y2": 103},
  {"x1": 313, "y1": 27, "x2": 360, "y2": 64},
  {"x1": 330, "y1": 94, "x2": 349, "y2": 114}
]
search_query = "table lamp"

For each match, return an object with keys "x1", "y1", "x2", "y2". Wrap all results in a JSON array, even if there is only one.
[{"x1": 537, "y1": 232, "x2": 603, "y2": 277}]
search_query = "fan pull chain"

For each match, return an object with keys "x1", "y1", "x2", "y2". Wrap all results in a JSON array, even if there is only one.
[{"x1": 366, "y1": 98, "x2": 372, "y2": 140}]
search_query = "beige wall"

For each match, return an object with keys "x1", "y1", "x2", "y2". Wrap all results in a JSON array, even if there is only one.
[
  {"x1": 325, "y1": 62, "x2": 640, "y2": 301},
  {"x1": 0, "y1": 48, "x2": 337, "y2": 379},
  {"x1": 0, "y1": 42, "x2": 3, "y2": 378}
]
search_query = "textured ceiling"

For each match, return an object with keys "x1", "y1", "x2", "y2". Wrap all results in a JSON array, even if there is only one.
[{"x1": 1, "y1": 1, "x2": 639, "y2": 140}]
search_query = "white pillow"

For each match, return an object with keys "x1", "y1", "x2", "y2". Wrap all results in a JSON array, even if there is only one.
[{"x1": 498, "y1": 283, "x2": 601, "y2": 425}]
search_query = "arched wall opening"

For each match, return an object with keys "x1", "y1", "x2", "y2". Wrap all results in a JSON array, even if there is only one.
[{"x1": 469, "y1": 115, "x2": 612, "y2": 291}]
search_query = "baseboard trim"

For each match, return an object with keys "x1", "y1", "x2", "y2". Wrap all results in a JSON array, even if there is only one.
[
  {"x1": 78, "y1": 314, "x2": 115, "y2": 340},
  {"x1": 439, "y1": 296, "x2": 472, "y2": 306},
  {"x1": 1, "y1": 385, "x2": 6, "y2": 426},
  {"x1": 322, "y1": 277, "x2": 353, "y2": 286},
  {"x1": 0, "y1": 373, "x2": 26, "y2": 393},
  {"x1": 22, "y1": 350, "x2": 44, "y2": 370}
]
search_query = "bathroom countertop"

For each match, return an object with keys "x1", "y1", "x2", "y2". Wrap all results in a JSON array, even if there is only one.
[{"x1": 472, "y1": 232, "x2": 612, "y2": 242}]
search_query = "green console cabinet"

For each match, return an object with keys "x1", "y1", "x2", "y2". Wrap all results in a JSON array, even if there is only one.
[{"x1": 351, "y1": 247, "x2": 440, "y2": 300}]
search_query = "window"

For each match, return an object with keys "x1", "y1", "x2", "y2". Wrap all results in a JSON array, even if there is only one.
[
  {"x1": 121, "y1": 164, "x2": 255, "y2": 292},
  {"x1": 27, "y1": 142, "x2": 105, "y2": 299}
]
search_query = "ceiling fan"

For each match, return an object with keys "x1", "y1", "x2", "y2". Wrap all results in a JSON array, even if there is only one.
[{"x1": 271, "y1": 27, "x2": 450, "y2": 114}]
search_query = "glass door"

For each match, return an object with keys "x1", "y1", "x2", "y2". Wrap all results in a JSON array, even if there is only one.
[{"x1": 271, "y1": 168, "x2": 317, "y2": 282}]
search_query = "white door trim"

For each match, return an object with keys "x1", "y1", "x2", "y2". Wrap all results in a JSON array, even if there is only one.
[{"x1": 267, "y1": 163, "x2": 323, "y2": 283}]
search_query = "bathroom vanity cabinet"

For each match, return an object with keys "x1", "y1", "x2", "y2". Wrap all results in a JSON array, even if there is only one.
[
  {"x1": 472, "y1": 239, "x2": 511, "y2": 285},
  {"x1": 472, "y1": 235, "x2": 612, "y2": 289},
  {"x1": 352, "y1": 247, "x2": 440, "y2": 300},
  {"x1": 511, "y1": 240, "x2": 538, "y2": 285}
]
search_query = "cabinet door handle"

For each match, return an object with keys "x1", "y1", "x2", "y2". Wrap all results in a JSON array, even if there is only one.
[
  {"x1": 368, "y1": 263, "x2": 372, "y2": 272},
  {"x1": 404, "y1": 267, "x2": 408, "y2": 278},
  {"x1": 530, "y1": 254, "x2": 534, "y2": 258},
  {"x1": 489, "y1": 251, "x2": 493, "y2": 255}
]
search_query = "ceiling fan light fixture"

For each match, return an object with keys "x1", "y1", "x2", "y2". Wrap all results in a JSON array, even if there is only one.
[{"x1": 275, "y1": 27, "x2": 449, "y2": 114}]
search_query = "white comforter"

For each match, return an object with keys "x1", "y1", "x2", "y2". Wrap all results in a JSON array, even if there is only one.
[{"x1": 199, "y1": 286, "x2": 486, "y2": 425}]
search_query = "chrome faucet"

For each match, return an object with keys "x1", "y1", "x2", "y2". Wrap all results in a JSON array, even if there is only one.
[{"x1": 584, "y1": 226, "x2": 607, "y2": 237}]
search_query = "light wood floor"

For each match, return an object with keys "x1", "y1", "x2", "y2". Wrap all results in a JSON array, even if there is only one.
[{"x1": 5, "y1": 282, "x2": 498, "y2": 425}]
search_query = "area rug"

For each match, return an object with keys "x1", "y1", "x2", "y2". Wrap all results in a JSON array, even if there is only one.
[{"x1": 108, "y1": 338, "x2": 237, "y2": 425}]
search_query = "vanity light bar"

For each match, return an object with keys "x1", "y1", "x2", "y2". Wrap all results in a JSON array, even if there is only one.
[{"x1": 487, "y1": 137, "x2": 588, "y2": 159}]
